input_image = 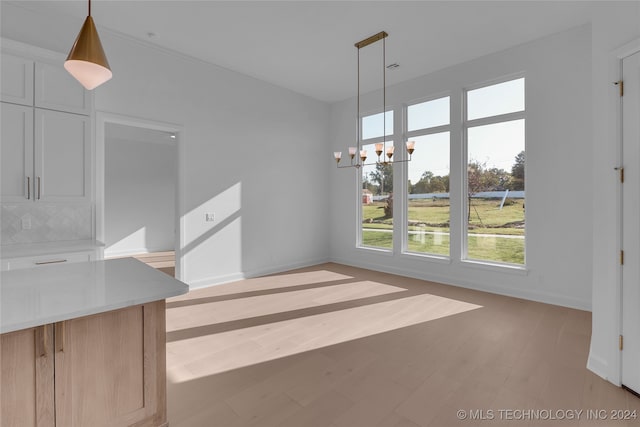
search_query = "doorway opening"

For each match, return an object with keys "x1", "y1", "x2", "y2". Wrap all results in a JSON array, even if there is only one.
[{"x1": 96, "y1": 113, "x2": 183, "y2": 279}]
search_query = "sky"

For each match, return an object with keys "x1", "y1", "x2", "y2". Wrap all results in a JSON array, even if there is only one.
[{"x1": 360, "y1": 78, "x2": 525, "y2": 184}]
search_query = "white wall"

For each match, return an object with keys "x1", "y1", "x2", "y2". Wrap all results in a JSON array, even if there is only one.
[
  {"x1": 99, "y1": 37, "x2": 330, "y2": 287},
  {"x1": 330, "y1": 25, "x2": 594, "y2": 309},
  {"x1": 1, "y1": 3, "x2": 331, "y2": 287},
  {"x1": 104, "y1": 126, "x2": 176, "y2": 257}
]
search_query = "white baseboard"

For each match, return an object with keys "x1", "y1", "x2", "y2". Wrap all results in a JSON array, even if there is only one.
[
  {"x1": 104, "y1": 247, "x2": 174, "y2": 258},
  {"x1": 587, "y1": 353, "x2": 617, "y2": 385},
  {"x1": 185, "y1": 256, "x2": 330, "y2": 290},
  {"x1": 187, "y1": 272, "x2": 246, "y2": 290},
  {"x1": 329, "y1": 256, "x2": 591, "y2": 311}
]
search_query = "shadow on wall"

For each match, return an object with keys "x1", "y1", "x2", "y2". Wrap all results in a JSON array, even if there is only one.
[{"x1": 180, "y1": 182, "x2": 242, "y2": 284}]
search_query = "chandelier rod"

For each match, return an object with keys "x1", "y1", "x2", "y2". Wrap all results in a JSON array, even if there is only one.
[
  {"x1": 357, "y1": 45, "x2": 361, "y2": 155},
  {"x1": 383, "y1": 34, "x2": 386, "y2": 155}
]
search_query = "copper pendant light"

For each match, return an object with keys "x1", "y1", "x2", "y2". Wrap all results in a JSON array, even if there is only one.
[{"x1": 64, "y1": 0, "x2": 112, "y2": 90}]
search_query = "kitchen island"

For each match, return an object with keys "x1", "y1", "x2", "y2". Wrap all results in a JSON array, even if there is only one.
[{"x1": 0, "y1": 258, "x2": 189, "y2": 427}]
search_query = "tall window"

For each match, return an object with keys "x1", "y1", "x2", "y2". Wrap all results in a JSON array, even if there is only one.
[
  {"x1": 406, "y1": 97, "x2": 450, "y2": 256},
  {"x1": 465, "y1": 78, "x2": 525, "y2": 265},
  {"x1": 361, "y1": 111, "x2": 393, "y2": 249}
]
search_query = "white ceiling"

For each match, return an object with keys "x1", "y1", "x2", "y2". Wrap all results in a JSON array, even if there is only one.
[{"x1": 5, "y1": 1, "x2": 602, "y2": 103}]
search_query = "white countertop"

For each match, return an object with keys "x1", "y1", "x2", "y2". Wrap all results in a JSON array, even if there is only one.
[
  {"x1": 0, "y1": 258, "x2": 189, "y2": 334},
  {"x1": 1, "y1": 239, "x2": 104, "y2": 259}
]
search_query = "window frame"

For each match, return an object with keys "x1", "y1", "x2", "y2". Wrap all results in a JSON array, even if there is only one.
[
  {"x1": 462, "y1": 74, "x2": 527, "y2": 268},
  {"x1": 352, "y1": 74, "x2": 528, "y2": 273},
  {"x1": 402, "y1": 94, "x2": 452, "y2": 259},
  {"x1": 357, "y1": 107, "x2": 396, "y2": 252}
]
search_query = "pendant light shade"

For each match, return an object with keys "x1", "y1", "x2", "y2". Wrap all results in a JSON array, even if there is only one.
[{"x1": 65, "y1": 13, "x2": 112, "y2": 90}]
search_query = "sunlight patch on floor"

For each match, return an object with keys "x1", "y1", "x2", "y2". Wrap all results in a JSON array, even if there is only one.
[
  {"x1": 169, "y1": 270, "x2": 354, "y2": 302},
  {"x1": 167, "y1": 292, "x2": 482, "y2": 383},
  {"x1": 167, "y1": 280, "x2": 406, "y2": 330}
]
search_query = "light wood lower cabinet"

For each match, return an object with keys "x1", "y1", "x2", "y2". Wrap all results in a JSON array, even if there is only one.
[{"x1": 0, "y1": 301, "x2": 167, "y2": 427}]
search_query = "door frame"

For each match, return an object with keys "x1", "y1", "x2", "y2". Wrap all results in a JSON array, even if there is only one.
[
  {"x1": 615, "y1": 38, "x2": 640, "y2": 387},
  {"x1": 95, "y1": 112, "x2": 185, "y2": 281}
]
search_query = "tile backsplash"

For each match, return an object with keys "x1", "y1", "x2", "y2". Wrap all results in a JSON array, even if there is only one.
[{"x1": 1, "y1": 203, "x2": 93, "y2": 245}]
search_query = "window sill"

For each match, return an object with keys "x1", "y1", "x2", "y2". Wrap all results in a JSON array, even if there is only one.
[
  {"x1": 402, "y1": 251, "x2": 451, "y2": 264},
  {"x1": 459, "y1": 259, "x2": 529, "y2": 275},
  {"x1": 356, "y1": 245, "x2": 394, "y2": 256}
]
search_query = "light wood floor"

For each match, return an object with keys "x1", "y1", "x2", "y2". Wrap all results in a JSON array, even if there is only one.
[
  {"x1": 164, "y1": 263, "x2": 639, "y2": 427},
  {"x1": 118, "y1": 251, "x2": 176, "y2": 277}
]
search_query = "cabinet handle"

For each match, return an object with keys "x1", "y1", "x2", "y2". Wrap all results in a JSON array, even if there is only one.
[
  {"x1": 35, "y1": 259, "x2": 67, "y2": 265},
  {"x1": 37, "y1": 176, "x2": 41, "y2": 200},
  {"x1": 26, "y1": 176, "x2": 31, "y2": 200},
  {"x1": 55, "y1": 322, "x2": 65, "y2": 353},
  {"x1": 35, "y1": 325, "x2": 49, "y2": 357}
]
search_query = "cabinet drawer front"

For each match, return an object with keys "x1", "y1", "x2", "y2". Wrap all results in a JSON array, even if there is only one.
[
  {"x1": 6, "y1": 252, "x2": 92, "y2": 271},
  {"x1": 0, "y1": 54, "x2": 34, "y2": 106}
]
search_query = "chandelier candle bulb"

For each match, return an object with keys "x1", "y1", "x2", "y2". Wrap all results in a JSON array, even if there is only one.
[
  {"x1": 375, "y1": 143, "x2": 384, "y2": 157},
  {"x1": 406, "y1": 140, "x2": 416, "y2": 155},
  {"x1": 386, "y1": 145, "x2": 395, "y2": 160}
]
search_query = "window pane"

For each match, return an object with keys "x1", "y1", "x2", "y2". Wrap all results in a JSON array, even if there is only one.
[
  {"x1": 362, "y1": 111, "x2": 394, "y2": 140},
  {"x1": 362, "y1": 142, "x2": 393, "y2": 249},
  {"x1": 407, "y1": 132, "x2": 450, "y2": 255},
  {"x1": 467, "y1": 78, "x2": 524, "y2": 120},
  {"x1": 407, "y1": 97, "x2": 450, "y2": 131},
  {"x1": 467, "y1": 120, "x2": 525, "y2": 264}
]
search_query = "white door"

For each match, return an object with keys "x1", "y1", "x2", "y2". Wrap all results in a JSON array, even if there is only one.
[{"x1": 622, "y1": 50, "x2": 640, "y2": 394}]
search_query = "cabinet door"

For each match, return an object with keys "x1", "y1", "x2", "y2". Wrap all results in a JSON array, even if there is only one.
[
  {"x1": 0, "y1": 325, "x2": 55, "y2": 427},
  {"x1": 1, "y1": 53, "x2": 34, "y2": 106},
  {"x1": 55, "y1": 302, "x2": 165, "y2": 427},
  {"x1": 35, "y1": 61, "x2": 91, "y2": 115},
  {"x1": 34, "y1": 109, "x2": 90, "y2": 201},
  {"x1": 1, "y1": 102, "x2": 34, "y2": 202}
]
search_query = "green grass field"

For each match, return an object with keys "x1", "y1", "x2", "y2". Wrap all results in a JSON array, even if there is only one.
[{"x1": 362, "y1": 198, "x2": 525, "y2": 264}]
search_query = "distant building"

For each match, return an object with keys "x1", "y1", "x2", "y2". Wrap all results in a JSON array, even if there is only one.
[{"x1": 362, "y1": 189, "x2": 373, "y2": 204}]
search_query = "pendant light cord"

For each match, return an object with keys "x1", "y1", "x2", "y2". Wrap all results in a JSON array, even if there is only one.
[{"x1": 88, "y1": 0, "x2": 91, "y2": 17}]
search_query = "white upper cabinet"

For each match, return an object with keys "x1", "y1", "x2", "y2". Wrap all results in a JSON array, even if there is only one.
[
  {"x1": 0, "y1": 46, "x2": 93, "y2": 203},
  {"x1": 1, "y1": 51, "x2": 91, "y2": 115},
  {"x1": 1, "y1": 53, "x2": 34, "y2": 106},
  {"x1": 34, "y1": 109, "x2": 90, "y2": 201},
  {"x1": 0, "y1": 103, "x2": 34, "y2": 202},
  {"x1": 34, "y1": 60, "x2": 91, "y2": 115}
]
